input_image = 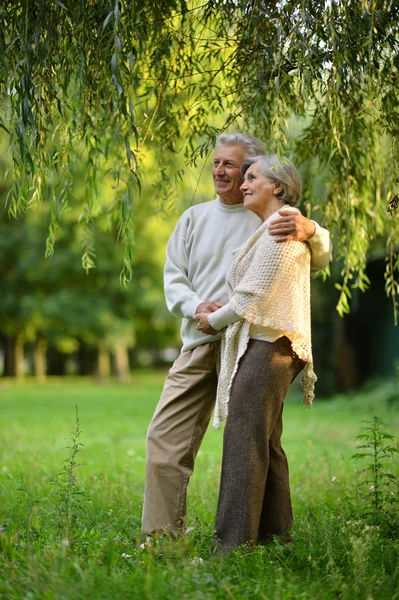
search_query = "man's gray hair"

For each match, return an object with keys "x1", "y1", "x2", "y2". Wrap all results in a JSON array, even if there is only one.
[
  {"x1": 241, "y1": 154, "x2": 302, "y2": 207},
  {"x1": 216, "y1": 133, "x2": 266, "y2": 157}
]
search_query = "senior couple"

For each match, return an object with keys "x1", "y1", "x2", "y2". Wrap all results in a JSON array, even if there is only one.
[{"x1": 142, "y1": 133, "x2": 331, "y2": 555}]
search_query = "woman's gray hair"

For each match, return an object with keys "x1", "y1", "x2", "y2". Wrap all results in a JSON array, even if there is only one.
[
  {"x1": 240, "y1": 154, "x2": 302, "y2": 206},
  {"x1": 216, "y1": 133, "x2": 266, "y2": 157}
]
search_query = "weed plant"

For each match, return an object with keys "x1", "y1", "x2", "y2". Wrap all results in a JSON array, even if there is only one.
[
  {"x1": 0, "y1": 376, "x2": 399, "y2": 599},
  {"x1": 49, "y1": 405, "x2": 86, "y2": 544},
  {"x1": 352, "y1": 415, "x2": 399, "y2": 537}
]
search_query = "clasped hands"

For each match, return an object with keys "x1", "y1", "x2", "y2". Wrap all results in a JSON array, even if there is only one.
[{"x1": 195, "y1": 301, "x2": 224, "y2": 335}]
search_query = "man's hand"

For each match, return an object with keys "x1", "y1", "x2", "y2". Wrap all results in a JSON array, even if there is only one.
[
  {"x1": 195, "y1": 301, "x2": 225, "y2": 315},
  {"x1": 268, "y1": 209, "x2": 316, "y2": 242},
  {"x1": 195, "y1": 312, "x2": 219, "y2": 335}
]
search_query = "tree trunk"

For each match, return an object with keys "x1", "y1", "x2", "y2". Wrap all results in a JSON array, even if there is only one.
[
  {"x1": 2, "y1": 335, "x2": 16, "y2": 377},
  {"x1": 97, "y1": 343, "x2": 111, "y2": 381},
  {"x1": 333, "y1": 318, "x2": 359, "y2": 392},
  {"x1": 33, "y1": 339, "x2": 47, "y2": 382},
  {"x1": 78, "y1": 343, "x2": 97, "y2": 376},
  {"x1": 46, "y1": 348, "x2": 68, "y2": 376},
  {"x1": 114, "y1": 344, "x2": 131, "y2": 383},
  {"x1": 14, "y1": 336, "x2": 25, "y2": 381}
]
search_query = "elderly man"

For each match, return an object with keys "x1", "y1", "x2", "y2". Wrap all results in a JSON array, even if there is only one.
[{"x1": 142, "y1": 133, "x2": 331, "y2": 538}]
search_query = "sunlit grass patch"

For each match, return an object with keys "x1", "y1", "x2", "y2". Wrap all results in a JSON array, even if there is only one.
[{"x1": 1, "y1": 376, "x2": 398, "y2": 599}]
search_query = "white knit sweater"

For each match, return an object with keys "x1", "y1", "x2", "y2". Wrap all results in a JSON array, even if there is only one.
[
  {"x1": 164, "y1": 199, "x2": 331, "y2": 351},
  {"x1": 212, "y1": 207, "x2": 317, "y2": 429}
]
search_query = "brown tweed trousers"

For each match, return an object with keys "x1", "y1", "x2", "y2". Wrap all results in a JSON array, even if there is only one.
[{"x1": 213, "y1": 337, "x2": 304, "y2": 552}]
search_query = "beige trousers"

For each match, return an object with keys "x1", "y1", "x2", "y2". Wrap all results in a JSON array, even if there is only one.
[{"x1": 142, "y1": 341, "x2": 220, "y2": 537}]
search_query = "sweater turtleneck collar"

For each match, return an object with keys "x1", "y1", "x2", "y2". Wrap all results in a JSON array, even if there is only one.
[{"x1": 216, "y1": 197, "x2": 247, "y2": 212}]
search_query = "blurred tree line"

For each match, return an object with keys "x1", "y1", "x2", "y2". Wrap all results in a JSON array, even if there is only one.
[{"x1": 0, "y1": 149, "x2": 182, "y2": 380}]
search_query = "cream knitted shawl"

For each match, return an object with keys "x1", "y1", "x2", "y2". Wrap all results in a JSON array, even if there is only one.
[{"x1": 213, "y1": 206, "x2": 317, "y2": 429}]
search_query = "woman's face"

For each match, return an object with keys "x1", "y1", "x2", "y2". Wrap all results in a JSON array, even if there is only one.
[{"x1": 240, "y1": 163, "x2": 283, "y2": 217}]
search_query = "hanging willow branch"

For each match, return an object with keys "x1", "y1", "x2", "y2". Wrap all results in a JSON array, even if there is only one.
[{"x1": 1, "y1": 0, "x2": 399, "y2": 308}]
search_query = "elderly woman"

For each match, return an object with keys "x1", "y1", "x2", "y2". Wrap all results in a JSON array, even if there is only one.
[{"x1": 195, "y1": 154, "x2": 317, "y2": 554}]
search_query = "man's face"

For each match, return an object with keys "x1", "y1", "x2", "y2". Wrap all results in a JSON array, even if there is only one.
[{"x1": 212, "y1": 144, "x2": 247, "y2": 205}]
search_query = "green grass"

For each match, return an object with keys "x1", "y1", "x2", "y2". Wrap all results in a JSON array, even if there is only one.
[{"x1": 1, "y1": 374, "x2": 399, "y2": 599}]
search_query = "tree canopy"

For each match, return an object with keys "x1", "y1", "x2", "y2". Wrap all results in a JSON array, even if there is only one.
[{"x1": 1, "y1": 0, "x2": 399, "y2": 315}]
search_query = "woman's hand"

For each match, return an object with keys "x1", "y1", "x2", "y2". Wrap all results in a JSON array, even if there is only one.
[{"x1": 195, "y1": 312, "x2": 219, "y2": 335}]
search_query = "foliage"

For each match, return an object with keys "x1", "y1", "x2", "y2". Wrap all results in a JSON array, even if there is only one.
[
  {"x1": 352, "y1": 415, "x2": 399, "y2": 535},
  {"x1": 0, "y1": 177, "x2": 179, "y2": 370},
  {"x1": 1, "y1": 378, "x2": 399, "y2": 598},
  {"x1": 1, "y1": 1, "x2": 399, "y2": 312}
]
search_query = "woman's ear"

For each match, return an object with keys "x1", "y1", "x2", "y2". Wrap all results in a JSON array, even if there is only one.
[{"x1": 273, "y1": 182, "x2": 284, "y2": 197}]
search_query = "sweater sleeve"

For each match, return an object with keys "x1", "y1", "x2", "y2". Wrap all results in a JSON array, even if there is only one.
[
  {"x1": 164, "y1": 215, "x2": 203, "y2": 319},
  {"x1": 308, "y1": 221, "x2": 332, "y2": 273},
  {"x1": 208, "y1": 303, "x2": 241, "y2": 331}
]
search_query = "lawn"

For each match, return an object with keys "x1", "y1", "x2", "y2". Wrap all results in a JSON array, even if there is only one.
[{"x1": 1, "y1": 374, "x2": 399, "y2": 599}]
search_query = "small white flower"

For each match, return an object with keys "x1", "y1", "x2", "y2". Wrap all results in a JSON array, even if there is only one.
[
  {"x1": 191, "y1": 557, "x2": 205, "y2": 565},
  {"x1": 331, "y1": 476, "x2": 336, "y2": 482},
  {"x1": 369, "y1": 485, "x2": 374, "y2": 491},
  {"x1": 121, "y1": 553, "x2": 134, "y2": 559},
  {"x1": 61, "y1": 539, "x2": 70, "y2": 548},
  {"x1": 139, "y1": 536, "x2": 155, "y2": 550}
]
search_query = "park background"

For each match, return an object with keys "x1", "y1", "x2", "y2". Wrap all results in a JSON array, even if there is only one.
[
  {"x1": 1, "y1": 1, "x2": 399, "y2": 599},
  {"x1": 1, "y1": 129, "x2": 399, "y2": 391}
]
